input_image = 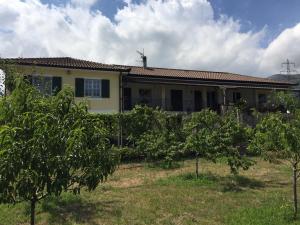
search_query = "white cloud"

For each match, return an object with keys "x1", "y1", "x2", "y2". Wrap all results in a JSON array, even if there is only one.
[
  {"x1": 0, "y1": 0, "x2": 300, "y2": 76},
  {"x1": 70, "y1": 0, "x2": 98, "y2": 8}
]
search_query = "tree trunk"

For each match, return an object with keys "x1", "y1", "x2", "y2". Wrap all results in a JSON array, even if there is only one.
[
  {"x1": 31, "y1": 198, "x2": 36, "y2": 225},
  {"x1": 293, "y1": 164, "x2": 298, "y2": 219},
  {"x1": 195, "y1": 153, "x2": 199, "y2": 178}
]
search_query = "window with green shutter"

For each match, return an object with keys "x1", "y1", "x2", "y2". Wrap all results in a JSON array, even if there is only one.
[{"x1": 75, "y1": 78, "x2": 110, "y2": 98}]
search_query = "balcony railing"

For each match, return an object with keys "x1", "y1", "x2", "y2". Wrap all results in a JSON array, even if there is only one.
[{"x1": 123, "y1": 98, "x2": 219, "y2": 112}]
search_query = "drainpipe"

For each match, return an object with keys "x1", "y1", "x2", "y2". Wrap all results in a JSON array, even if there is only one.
[{"x1": 118, "y1": 71, "x2": 123, "y2": 148}]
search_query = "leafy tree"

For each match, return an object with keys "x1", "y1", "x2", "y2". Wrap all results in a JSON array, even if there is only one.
[
  {"x1": 136, "y1": 112, "x2": 185, "y2": 168},
  {"x1": 0, "y1": 78, "x2": 119, "y2": 225},
  {"x1": 121, "y1": 105, "x2": 159, "y2": 147},
  {"x1": 185, "y1": 109, "x2": 253, "y2": 178},
  {"x1": 0, "y1": 59, "x2": 18, "y2": 96},
  {"x1": 218, "y1": 109, "x2": 254, "y2": 174},
  {"x1": 250, "y1": 109, "x2": 300, "y2": 219},
  {"x1": 184, "y1": 109, "x2": 220, "y2": 177}
]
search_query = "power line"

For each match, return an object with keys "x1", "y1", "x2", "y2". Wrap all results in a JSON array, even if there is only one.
[{"x1": 280, "y1": 59, "x2": 298, "y2": 75}]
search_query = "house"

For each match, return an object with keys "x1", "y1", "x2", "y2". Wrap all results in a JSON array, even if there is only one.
[{"x1": 3, "y1": 57, "x2": 294, "y2": 113}]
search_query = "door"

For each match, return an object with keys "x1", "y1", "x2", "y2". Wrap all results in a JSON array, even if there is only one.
[
  {"x1": 207, "y1": 91, "x2": 217, "y2": 110},
  {"x1": 123, "y1": 88, "x2": 132, "y2": 110},
  {"x1": 171, "y1": 90, "x2": 183, "y2": 111},
  {"x1": 194, "y1": 91, "x2": 202, "y2": 111}
]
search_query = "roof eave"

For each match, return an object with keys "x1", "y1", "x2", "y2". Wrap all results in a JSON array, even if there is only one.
[{"x1": 125, "y1": 73, "x2": 293, "y2": 88}]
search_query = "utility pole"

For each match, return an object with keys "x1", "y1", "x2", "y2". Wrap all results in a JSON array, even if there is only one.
[{"x1": 281, "y1": 59, "x2": 297, "y2": 75}]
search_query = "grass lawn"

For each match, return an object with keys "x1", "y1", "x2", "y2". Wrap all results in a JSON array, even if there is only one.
[{"x1": 0, "y1": 158, "x2": 300, "y2": 225}]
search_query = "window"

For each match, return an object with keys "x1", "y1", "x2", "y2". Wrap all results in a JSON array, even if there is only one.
[
  {"x1": 84, "y1": 79, "x2": 101, "y2": 98},
  {"x1": 75, "y1": 78, "x2": 110, "y2": 98},
  {"x1": 32, "y1": 76, "x2": 53, "y2": 95},
  {"x1": 171, "y1": 89, "x2": 183, "y2": 111},
  {"x1": 258, "y1": 94, "x2": 267, "y2": 104},
  {"x1": 233, "y1": 92, "x2": 241, "y2": 103},
  {"x1": 138, "y1": 89, "x2": 152, "y2": 105}
]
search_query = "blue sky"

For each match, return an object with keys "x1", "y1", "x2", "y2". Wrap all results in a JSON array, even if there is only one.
[{"x1": 41, "y1": 0, "x2": 300, "y2": 47}]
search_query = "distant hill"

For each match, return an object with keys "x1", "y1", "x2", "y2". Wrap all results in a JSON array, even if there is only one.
[{"x1": 268, "y1": 74, "x2": 300, "y2": 89}]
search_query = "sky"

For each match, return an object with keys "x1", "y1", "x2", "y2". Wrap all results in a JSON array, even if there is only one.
[{"x1": 1, "y1": 0, "x2": 300, "y2": 76}]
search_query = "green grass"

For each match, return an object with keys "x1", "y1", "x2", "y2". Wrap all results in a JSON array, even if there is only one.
[
  {"x1": 0, "y1": 158, "x2": 299, "y2": 225},
  {"x1": 226, "y1": 196, "x2": 297, "y2": 225}
]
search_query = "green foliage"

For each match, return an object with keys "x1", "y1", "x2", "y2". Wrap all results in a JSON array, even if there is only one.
[
  {"x1": 219, "y1": 109, "x2": 254, "y2": 174},
  {"x1": 121, "y1": 105, "x2": 161, "y2": 147},
  {"x1": 250, "y1": 92, "x2": 300, "y2": 219},
  {"x1": 0, "y1": 78, "x2": 119, "y2": 224},
  {"x1": 249, "y1": 111, "x2": 300, "y2": 162},
  {"x1": 270, "y1": 91, "x2": 300, "y2": 113},
  {"x1": 0, "y1": 59, "x2": 18, "y2": 95},
  {"x1": 184, "y1": 109, "x2": 253, "y2": 175},
  {"x1": 136, "y1": 112, "x2": 185, "y2": 168},
  {"x1": 184, "y1": 109, "x2": 220, "y2": 160}
]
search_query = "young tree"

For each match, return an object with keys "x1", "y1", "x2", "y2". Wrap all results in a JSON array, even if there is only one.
[
  {"x1": 184, "y1": 109, "x2": 220, "y2": 177},
  {"x1": 250, "y1": 111, "x2": 300, "y2": 219},
  {"x1": 250, "y1": 91, "x2": 300, "y2": 219},
  {"x1": 185, "y1": 109, "x2": 253, "y2": 178},
  {"x1": 0, "y1": 78, "x2": 119, "y2": 225},
  {"x1": 218, "y1": 109, "x2": 254, "y2": 174}
]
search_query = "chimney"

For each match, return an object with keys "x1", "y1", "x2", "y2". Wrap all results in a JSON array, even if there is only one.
[{"x1": 142, "y1": 55, "x2": 147, "y2": 68}]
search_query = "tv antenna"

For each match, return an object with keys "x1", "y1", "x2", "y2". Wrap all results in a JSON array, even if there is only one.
[
  {"x1": 280, "y1": 59, "x2": 297, "y2": 75},
  {"x1": 136, "y1": 49, "x2": 147, "y2": 68}
]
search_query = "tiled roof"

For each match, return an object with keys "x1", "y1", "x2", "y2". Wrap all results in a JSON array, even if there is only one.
[
  {"x1": 3, "y1": 57, "x2": 293, "y2": 86},
  {"x1": 128, "y1": 66, "x2": 293, "y2": 86},
  {"x1": 2, "y1": 57, "x2": 130, "y2": 72}
]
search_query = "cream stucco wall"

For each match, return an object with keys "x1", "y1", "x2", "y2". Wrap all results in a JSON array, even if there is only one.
[{"x1": 16, "y1": 65, "x2": 120, "y2": 113}]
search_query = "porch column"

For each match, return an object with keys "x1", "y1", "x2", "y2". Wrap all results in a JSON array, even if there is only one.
[
  {"x1": 202, "y1": 87, "x2": 207, "y2": 108},
  {"x1": 219, "y1": 86, "x2": 227, "y2": 105},
  {"x1": 161, "y1": 85, "x2": 166, "y2": 110},
  {"x1": 219, "y1": 86, "x2": 227, "y2": 114},
  {"x1": 253, "y1": 89, "x2": 258, "y2": 108}
]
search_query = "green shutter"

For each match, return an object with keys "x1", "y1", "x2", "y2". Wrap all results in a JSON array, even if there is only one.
[
  {"x1": 75, "y1": 78, "x2": 84, "y2": 97},
  {"x1": 101, "y1": 79, "x2": 110, "y2": 98},
  {"x1": 52, "y1": 76, "x2": 62, "y2": 95}
]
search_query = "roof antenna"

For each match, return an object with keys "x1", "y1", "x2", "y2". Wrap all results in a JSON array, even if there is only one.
[
  {"x1": 137, "y1": 49, "x2": 147, "y2": 68},
  {"x1": 280, "y1": 59, "x2": 297, "y2": 75}
]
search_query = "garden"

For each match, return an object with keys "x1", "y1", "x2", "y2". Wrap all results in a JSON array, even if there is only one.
[{"x1": 1, "y1": 64, "x2": 300, "y2": 225}]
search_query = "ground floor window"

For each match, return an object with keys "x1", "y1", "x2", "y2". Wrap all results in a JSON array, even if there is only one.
[
  {"x1": 171, "y1": 89, "x2": 183, "y2": 111},
  {"x1": 258, "y1": 94, "x2": 267, "y2": 105},
  {"x1": 84, "y1": 79, "x2": 101, "y2": 98},
  {"x1": 194, "y1": 90, "x2": 202, "y2": 111},
  {"x1": 233, "y1": 92, "x2": 241, "y2": 103},
  {"x1": 32, "y1": 76, "x2": 53, "y2": 95},
  {"x1": 138, "y1": 89, "x2": 152, "y2": 105}
]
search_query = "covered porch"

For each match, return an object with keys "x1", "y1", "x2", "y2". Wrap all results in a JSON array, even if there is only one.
[{"x1": 122, "y1": 81, "x2": 271, "y2": 113}]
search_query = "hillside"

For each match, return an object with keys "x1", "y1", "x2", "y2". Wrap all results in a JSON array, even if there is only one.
[{"x1": 269, "y1": 74, "x2": 300, "y2": 89}]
